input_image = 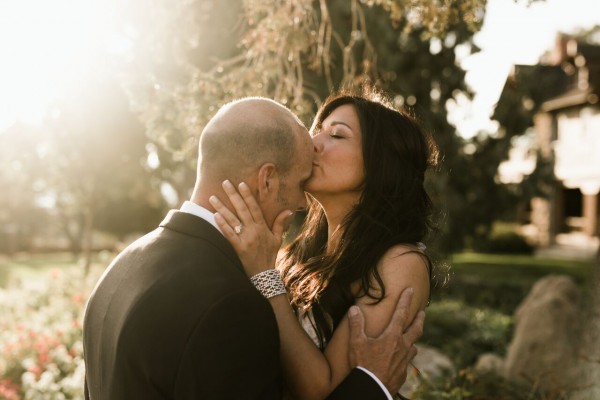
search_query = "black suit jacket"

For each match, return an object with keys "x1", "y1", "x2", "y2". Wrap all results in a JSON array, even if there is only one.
[{"x1": 83, "y1": 210, "x2": 388, "y2": 400}]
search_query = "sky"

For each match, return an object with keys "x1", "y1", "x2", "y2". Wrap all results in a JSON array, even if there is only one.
[
  {"x1": 0, "y1": 0, "x2": 599, "y2": 135},
  {"x1": 455, "y1": 0, "x2": 600, "y2": 138}
]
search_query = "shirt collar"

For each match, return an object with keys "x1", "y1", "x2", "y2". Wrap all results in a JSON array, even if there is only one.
[{"x1": 180, "y1": 201, "x2": 223, "y2": 235}]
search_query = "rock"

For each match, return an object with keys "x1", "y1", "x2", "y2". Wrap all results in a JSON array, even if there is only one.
[
  {"x1": 399, "y1": 345, "x2": 455, "y2": 397},
  {"x1": 475, "y1": 353, "x2": 504, "y2": 374},
  {"x1": 503, "y1": 275, "x2": 581, "y2": 396},
  {"x1": 570, "y1": 255, "x2": 600, "y2": 400}
]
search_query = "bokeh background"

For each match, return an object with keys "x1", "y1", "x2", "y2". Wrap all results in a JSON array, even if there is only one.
[{"x1": 1, "y1": 0, "x2": 599, "y2": 398}]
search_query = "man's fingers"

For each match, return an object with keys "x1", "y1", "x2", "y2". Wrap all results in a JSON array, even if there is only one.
[
  {"x1": 404, "y1": 311, "x2": 425, "y2": 345},
  {"x1": 382, "y1": 287, "x2": 413, "y2": 337},
  {"x1": 348, "y1": 306, "x2": 367, "y2": 345}
]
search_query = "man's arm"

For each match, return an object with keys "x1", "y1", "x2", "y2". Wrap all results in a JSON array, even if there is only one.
[{"x1": 327, "y1": 287, "x2": 425, "y2": 399}]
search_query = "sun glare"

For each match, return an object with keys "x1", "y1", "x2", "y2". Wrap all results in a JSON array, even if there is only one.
[{"x1": 0, "y1": 0, "x2": 119, "y2": 130}]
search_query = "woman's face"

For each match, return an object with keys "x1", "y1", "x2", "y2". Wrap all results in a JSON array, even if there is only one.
[{"x1": 305, "y1": 104, "x2": 365, "y2": 200}]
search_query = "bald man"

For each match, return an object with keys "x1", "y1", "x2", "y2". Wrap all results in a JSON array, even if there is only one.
[{"x1": 83, "y1": 98, "x2": 422, "y2": 399}]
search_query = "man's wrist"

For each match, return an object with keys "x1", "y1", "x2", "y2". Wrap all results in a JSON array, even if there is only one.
[{"x1": 355, "y1": 367, "x2": 394, "y2": 400}]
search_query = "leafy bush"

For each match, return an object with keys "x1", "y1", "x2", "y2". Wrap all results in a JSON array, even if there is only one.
[
  {"x1": 0, "y1": 269, "x2": 98, "y2": 399},
  {"x1": 472, "y1": 224, "x2": 533, "y2": 255},
  {"x1": 412, "y1": 368, "x2": 565, "y2": 400},
  {"x1": 484, "y1": 231, "x2": 533, "y2": 254},
  {"x1": 434, "y1": 279, "x2": 531, "y2": 314},
  {"x1": 421, "y1": 300, "x2": 513, "y2": 369}
]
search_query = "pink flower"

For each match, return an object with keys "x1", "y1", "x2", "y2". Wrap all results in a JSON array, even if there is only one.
[
  {"x1": 28, "y1": 364, "x2": 42, "y2": 378},
  {"x1": 0, "y1": 379, "x2": 20, "y2": 400}
]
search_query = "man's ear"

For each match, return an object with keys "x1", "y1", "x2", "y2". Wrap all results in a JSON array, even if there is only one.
[{"x1": 257, "y1": 163, "x2": 279, "y2": 202}]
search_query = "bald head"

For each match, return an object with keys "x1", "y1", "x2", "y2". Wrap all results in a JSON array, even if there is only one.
[{"x1": 198, "y1": 97, "x2": 306, "y2": 183}]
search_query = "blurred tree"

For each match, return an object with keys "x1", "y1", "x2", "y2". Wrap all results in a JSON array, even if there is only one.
[
  {"x1": 42, "y1": 71, "x2": 165, "y2": 274},
  {"x1": 0, "y1": 124, "x2": 47, "y2": 256},
  {"x1": 117, "y1": 0, "x2": 491, "y2": 251},
  {"x1": 1, "y1": 69, "x2": 165, "y2": 274},
  {"x1": 122, "y1": 0, "x2": 485, "y2": 231},
  {"x1": 124, "y1": 0, "x2": 600, "y2": 250}
]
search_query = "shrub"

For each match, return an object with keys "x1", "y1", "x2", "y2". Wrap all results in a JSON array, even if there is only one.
[
  {"x1": 485, "y1": 231, "x2": 533, "y2": 254},
  {"x1": 473, "y1": 224, "x2": 534, "y2": 255},
  {"x1": 412, "y1": 367, "x2": 565, "y2": 400},
  {"x1": 421, "y1": 300, "x2": 513, "y2": 369},
  {"x1": 0, "y1": 269, "x2": 98, "y2": 399}
]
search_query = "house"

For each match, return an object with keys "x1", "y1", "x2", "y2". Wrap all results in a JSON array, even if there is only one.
[{"x1": 499, "y1": 34, "x2": 600, "y2": 248}]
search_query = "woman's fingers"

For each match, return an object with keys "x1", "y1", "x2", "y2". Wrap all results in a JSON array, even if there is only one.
[
  {"x1": 238, "y1": 182, "x2": 268, "y2": 225},
  {"x1": 213, "y1": 211, "x2": 240, "y2": 244},
  {"x1": 222, "y1": 180, "x2": 256, "y2": 225},
  {"x1": 210, "y1": 196, "x2": 243, "y2": 243}
]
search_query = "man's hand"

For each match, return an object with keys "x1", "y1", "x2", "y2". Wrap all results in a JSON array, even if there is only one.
[{"x1": 347, "y1": 287, "x2": 425, "y2": 394}]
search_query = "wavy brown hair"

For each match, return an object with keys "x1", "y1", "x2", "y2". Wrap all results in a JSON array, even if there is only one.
[{"x1": 278, "y1": 91, "x2": 439, "y2": 348}]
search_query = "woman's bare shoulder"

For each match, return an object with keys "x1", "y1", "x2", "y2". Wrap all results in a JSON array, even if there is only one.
[{"x1": 378, "y1": 244, "x2": 429, "y2": 273}]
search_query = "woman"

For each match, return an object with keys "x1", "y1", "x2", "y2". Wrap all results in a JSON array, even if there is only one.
[{"x1": 211, "y1": 91, "x2": 438, "y2": 399}]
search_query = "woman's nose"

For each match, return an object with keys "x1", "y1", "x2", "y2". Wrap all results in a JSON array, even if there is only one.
[{"x1": 312, "y1": 135, "x2": 323, "y2": 153}]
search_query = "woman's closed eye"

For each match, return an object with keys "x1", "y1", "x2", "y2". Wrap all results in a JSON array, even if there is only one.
[{"x1": 329, "y1": 131, "x2": 344, "y2": 139}]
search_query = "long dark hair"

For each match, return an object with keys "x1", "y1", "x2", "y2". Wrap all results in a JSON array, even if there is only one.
[{"x1": 279, "y1": 91, "x2": 439, "y2": 348}]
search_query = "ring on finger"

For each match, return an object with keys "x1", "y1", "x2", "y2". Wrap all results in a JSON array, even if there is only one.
[{"x1": 234, "y1": 224, "x2": 243, "y2": 234}]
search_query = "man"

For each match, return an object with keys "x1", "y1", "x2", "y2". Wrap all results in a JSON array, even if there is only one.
[{"x1": 83, "y1": 97, "x2": 424, "y2": 399}]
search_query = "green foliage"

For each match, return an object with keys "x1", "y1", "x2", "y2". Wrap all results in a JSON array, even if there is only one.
[
  {"x1": 413, "y1": 368, "x2": 558, "y2": 400},
  {"x1": 421, "y1": 300, "x2": 513, "y2": 369},
  {"x1": 120, "y1": 0, "x2": 489, "y2": 248},
  {"x1": 479, "y1": 231, "x2": 533, "y2": 255},
  {"x1": 472, "y1": 224, "x2": 534, "y2": 254}
]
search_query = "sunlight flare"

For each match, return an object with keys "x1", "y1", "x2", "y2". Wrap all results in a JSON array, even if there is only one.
[{"x1": 0, "y1": 0, "x2": 122, "y2": 129}]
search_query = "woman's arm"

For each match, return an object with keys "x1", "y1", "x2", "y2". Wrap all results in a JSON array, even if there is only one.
[
  {"x1": 209, "y1": 181, "x2": 429, "y2": 399},
  {"x1": 322, "y1": 246, "x2": 430, "y2": 386},
  {"x1": 210, "y1": 182, "x2": 341, "y2": 399}
]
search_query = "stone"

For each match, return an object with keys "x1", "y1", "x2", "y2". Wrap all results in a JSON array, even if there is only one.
[
  {"x1": 474, "y1": 352, "x2": 505, "y2": 374},
  {"x1": 398, "y1": 345, "x2": 455, "y2": 398},
  {"x1": 503, "y1": 275, "x2": 581, "y2": 396}
]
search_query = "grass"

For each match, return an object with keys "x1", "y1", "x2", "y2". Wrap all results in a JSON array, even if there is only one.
[
  {"x1": 450, "y1": 251, "x2": 594, "y2": 282},
  {"x1": 431, "y1": 251, "x2": 596, "y2": 319},
  {"x1": 0, "y1": 252, "x2": 109, "y2": 288},
  {"x1": 446, "y1": 251, "x2": 594, "y2": 294}
]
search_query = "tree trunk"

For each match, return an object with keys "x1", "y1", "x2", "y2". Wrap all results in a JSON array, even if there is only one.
[{"x1": 81, "y1": 197, "x2": 95, "y2": 278}]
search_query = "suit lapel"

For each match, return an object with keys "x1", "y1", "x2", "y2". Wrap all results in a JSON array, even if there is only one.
[{"x1": 159, "y1": 210, "x2": 245, "y2": 272}]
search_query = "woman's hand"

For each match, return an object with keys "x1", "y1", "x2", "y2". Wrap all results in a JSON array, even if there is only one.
[{"x1": 209, "y1": 180, "x2": 293, "y2": 278}]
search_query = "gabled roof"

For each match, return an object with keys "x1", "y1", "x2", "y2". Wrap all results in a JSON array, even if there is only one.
[{"x1": 498, "y1": 34, "x2": 600, "y2": 114}]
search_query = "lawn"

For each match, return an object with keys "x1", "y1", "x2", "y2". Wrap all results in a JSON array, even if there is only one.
[
  {"x1": 450, "y1": 251, "x2": 594, "y2": 283},
  {"x1": 0, "y1": 252, "x2": 109, "y2": 288},
  {"x1": 433, "y1": 251, "x2": 595, "y2": 313}
]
